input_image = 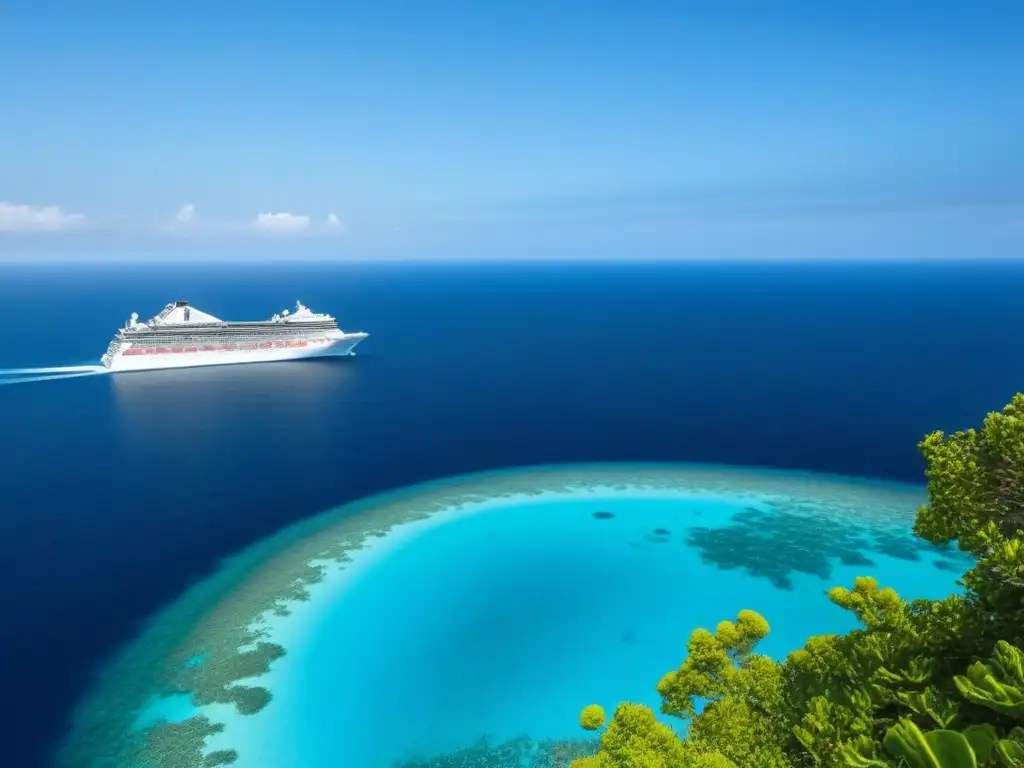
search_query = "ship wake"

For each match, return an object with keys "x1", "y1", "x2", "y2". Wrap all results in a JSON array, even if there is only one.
[{"x1": 0, "y1": 364, "x2": 109, "y2": 387}]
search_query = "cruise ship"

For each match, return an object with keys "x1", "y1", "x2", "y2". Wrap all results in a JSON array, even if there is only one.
[{"x1": 100, "y1": 301, "x2": 368, "y2": 372}]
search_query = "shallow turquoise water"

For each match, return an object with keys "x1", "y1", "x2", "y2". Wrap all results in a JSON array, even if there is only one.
[
  {"x1": 215, "y1": 494, "x2": 963, "y2": 767},
  {"x1": 62, "y1": 465, "x2": 970, "y2": 768}
]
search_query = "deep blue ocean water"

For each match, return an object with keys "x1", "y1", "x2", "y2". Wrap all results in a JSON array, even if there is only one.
[{"x1": 1, "y1": 259, "x2": 1022, "y2": 767}]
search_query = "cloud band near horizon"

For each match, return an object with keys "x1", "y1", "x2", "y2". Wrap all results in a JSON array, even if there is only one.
[{"x1": 0, "y1": 202, "x2": 346, "y2": 237}]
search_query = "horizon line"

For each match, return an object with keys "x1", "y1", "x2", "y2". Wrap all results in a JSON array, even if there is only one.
[{"x1": 0, "y1": 255, "x2": 1021, "y2": 267}]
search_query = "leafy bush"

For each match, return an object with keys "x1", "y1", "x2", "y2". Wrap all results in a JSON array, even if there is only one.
[{"x1": 573, "y1": 395, "x2": 1024, "y2": 768}]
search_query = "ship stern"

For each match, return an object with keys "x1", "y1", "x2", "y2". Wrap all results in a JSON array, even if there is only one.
[{"x1": 100, "y1": 337, "x2": 126, "y2": 369}]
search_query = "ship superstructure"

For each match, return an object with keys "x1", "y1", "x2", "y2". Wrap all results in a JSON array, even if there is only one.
[{"x1": 100, "y1": 301, "x2": 368, "y2": 372}]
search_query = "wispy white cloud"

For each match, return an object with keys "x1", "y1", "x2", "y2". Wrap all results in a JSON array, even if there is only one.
[
  {"x1": 252, "y1": 211, "x2": 311, "y2": 232},
  {"x1": 0, "y1": 202, "x2": 349, "y2": 242},
  {"x1": 176, "y1": 204, "x2": 195, "y2": 224},
  {"x1": 0, "y1": 202, "x2": 86, "y2": 232}
]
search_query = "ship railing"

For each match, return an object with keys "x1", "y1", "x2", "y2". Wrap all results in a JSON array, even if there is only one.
[{"x1": 149, "y1": 304, "x2": 176, "y2": 324}]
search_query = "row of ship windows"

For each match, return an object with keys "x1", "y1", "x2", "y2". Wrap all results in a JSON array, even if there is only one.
[
  {"x1": 133, "y1": 322, "x2": 337, "y2": 334},
  {"x1": 126, "y1": 330, "x2": 333, "y2": 339},
  {"x1": 124, "y1": 334, "x2": 330, "y2": 344},
  {"x1": 122, "y1": 339, "x2": 325, "y2": 355}
]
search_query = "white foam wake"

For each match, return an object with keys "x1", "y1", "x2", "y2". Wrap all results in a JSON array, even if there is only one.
[
  {"x1": 1, "y1": 364, "x2": 106, "y2": 375},
  {"x1": 0, "y1": 364, "x2": 108, "y2": 386}
]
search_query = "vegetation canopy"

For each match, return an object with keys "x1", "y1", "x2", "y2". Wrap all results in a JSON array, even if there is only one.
[{"x1": 572, "y1": 394, "x2": 1024, "y2": 768}]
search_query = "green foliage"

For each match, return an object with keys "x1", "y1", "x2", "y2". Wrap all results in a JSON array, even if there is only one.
[
  {"x1": 654, "y1": 609, "x2": 788, "y2": 767},
  {"x1": 570, "y1": 703, "x2": 689, "y2": 768},
  {"x1": 961, "y1": 723, "x2": 999, "y2": 764},
  {"x1": 838, "y1": 691, "x2": 1024, "y2": 768},
  {"x1": 570, "y1": 395, "x2": 1024, "y2": 768},
  {"x1": 915, "y1": 394, "x2": 1024, "y2": 550},
  {"x1": 580, "y1": 705, "x2": 607, "y2": 731},
  {"x1": 995, "y1": 731, "x2": 1024, "y2": 768},
  {"x1": 954, "y1": 641, "x2": 1024, "y2": 719},
  {"x1": 655, "y1": 609, "x2": 779, "y2": 723},
  {"x1": 880, "y1": 719, "x2": 976, "y2": 768}
]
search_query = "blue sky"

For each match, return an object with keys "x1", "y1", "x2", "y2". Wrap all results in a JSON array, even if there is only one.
[{"x1": 1, "y1": 0, "x2": 1021, "y2": 260}]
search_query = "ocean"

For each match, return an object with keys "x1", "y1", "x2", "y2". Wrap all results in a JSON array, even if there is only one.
[{"x1": 0, "y1": 259, "x2": 1021, "y2": 768}]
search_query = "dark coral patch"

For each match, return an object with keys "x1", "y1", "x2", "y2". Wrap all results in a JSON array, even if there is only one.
[
  {"x1": 871, "y1": 530, "x2": 924, "y2": 561},
  {"x1": 592, "y1": 511, "x2": 615, "y2": 520},
  {"x1": 395, "y1": 736, "x2": 598, "y2": 767},
  {"x1": 838, "y1": 550, "x2": 875, "y2": 567},
  {"x1": 685, "y1": 505, "x2": 877, "y2": 591},
  {"x1": 643, "y1": 528, "x2": 672, "y2": 544}
]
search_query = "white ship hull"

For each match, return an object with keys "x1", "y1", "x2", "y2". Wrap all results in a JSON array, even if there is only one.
[{"x1": 104, "y1": 333, "x2": 367, "y2": 373}]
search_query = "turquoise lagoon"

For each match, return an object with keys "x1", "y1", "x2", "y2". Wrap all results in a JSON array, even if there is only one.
[{"x1": 59, "y1": 464, "x2": 972, "y2": 768}]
